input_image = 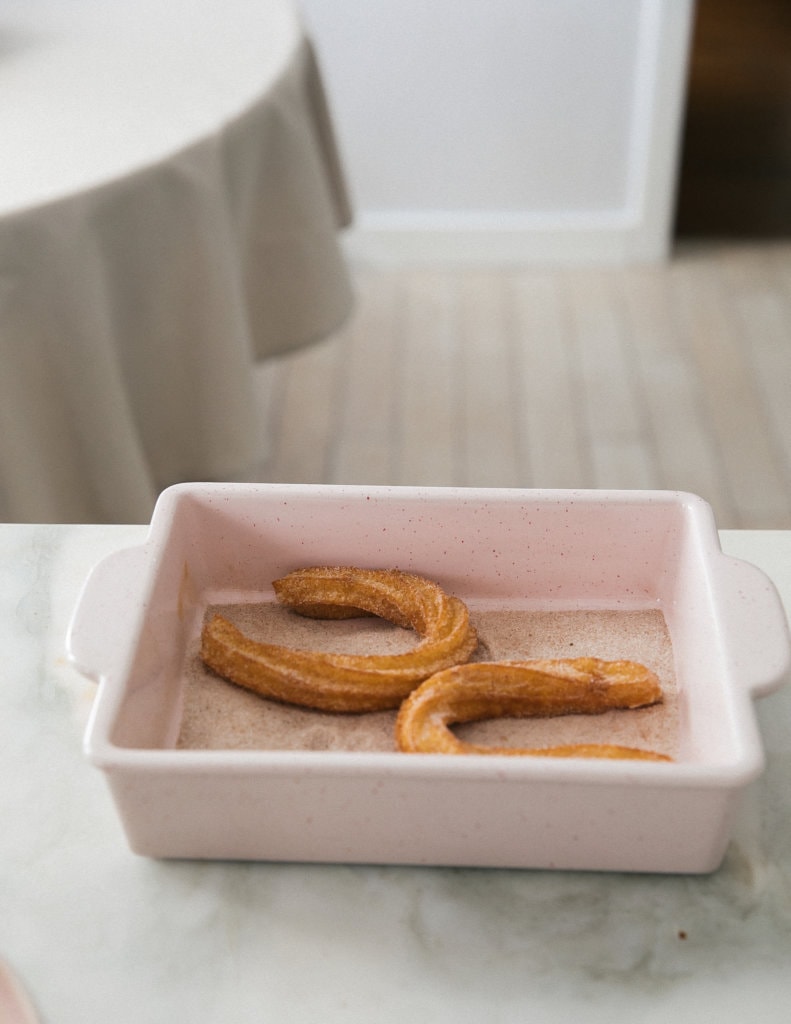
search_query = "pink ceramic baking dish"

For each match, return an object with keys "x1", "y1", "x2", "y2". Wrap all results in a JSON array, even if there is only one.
[{"x1": 68, "y1": 484, "x2": 790, "y2": 873}]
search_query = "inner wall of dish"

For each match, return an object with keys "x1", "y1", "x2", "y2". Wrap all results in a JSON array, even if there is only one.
[
  {"x1": 109, "y1": 488, "x2": 736, "y2": 761},
  {"x1": 166, "y1": 488, "x2": 689, "y2": 605}
]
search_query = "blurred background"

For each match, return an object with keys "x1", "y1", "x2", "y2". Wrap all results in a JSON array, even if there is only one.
[
  {"x1": 2, "y1": 0, "x2": 790, "y2": 528},
  {"x1": 254, "y1": 0, "x2": 791, "y2": 529},
  {"x1": 676, "y1": 0, "x2": 791, "y2": 237}
]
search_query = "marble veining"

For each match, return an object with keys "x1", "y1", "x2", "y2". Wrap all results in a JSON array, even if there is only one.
[{"x1": 1, "y1": 525, "x2": 790, "y2": 1023}]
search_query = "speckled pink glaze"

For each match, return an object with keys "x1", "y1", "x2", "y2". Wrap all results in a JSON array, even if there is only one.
[{"x1": 68, "y1": 484, "x2": 790, "y2": 873}]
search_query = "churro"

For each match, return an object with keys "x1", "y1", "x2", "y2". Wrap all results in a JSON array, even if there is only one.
[
  {"x1": 200, "y1": 567, "x2": 478, "y2": 712},
  {"x1": 396, "y1": 658, "x2": 671, "y2": 760}
]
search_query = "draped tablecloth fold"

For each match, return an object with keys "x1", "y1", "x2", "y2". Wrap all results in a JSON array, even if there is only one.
[{"x1": 0, "y1": 0, "x2": 353, "y2": 523}]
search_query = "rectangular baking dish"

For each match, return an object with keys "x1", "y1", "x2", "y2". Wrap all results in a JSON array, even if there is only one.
[{"x1": 67, "y1": 484, "x2": 790, "y2": 873}]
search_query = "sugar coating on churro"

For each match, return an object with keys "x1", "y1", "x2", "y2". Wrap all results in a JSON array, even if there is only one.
[
  {"x1": 395, "y1": 658, "x2": 672, "y2": 760},
  {"x1": 199, "y1": 567, "x2": 478, "y2": 713}
]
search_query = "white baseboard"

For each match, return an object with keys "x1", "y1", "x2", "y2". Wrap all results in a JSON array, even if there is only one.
[{"x1": 342, "y1": 210, "x2": 673, "y2": 267}]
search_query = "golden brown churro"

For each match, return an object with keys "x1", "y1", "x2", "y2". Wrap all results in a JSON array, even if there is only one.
[
  {"x1": 200, "y1": 567, "x2": 478, "y2": 713},
  {"x1": 395, "y1": 658, "x2": 671, "y2": 760}
]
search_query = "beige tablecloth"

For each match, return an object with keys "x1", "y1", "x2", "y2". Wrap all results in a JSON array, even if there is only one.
[{"x1": 0, "y1": 0, "x2": 353, "y2": 523}]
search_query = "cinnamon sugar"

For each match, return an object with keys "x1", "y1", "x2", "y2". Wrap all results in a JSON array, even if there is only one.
[{"x1": 177, "y1": 603, "x2": 678, "y2": 758}]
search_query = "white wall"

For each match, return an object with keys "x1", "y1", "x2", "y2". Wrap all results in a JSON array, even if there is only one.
[{"x1": 300, "y1": 0, "x2": 695, "y2": 264}]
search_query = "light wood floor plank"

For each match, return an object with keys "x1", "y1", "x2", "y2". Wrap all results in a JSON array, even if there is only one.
[
  {"x1": 615, "y1": 264, "x2": 738, "y2": 518},
  {"x1": 564, "y1": 269, "x2": 664, "y2": 491},
  {"x1": 329, "y1": 270, "x2": 401, "y2": 485},
  {"x1": 564, "y1": 269, "x2": 649, "y2": 448},
  {"x1": 511, "y1": 272, "x2": 590, "y2": 488},
  {"x1": 395, "y1": 269, "x2": 460, "y2": 487},
  {"x1": 670, "y1": 248, "x2": 791, "y2": 526},
  {"x1": 456, "y1": 271, "x2": 522, "y2": 488},
  {"x1": 719, "y1": 245, "x2": 791, "y2": 500},
  {"x1": 251, "y1": 242, "x2": 791, "y2": 529},
  {"x1": 264, "y1": 333, "x2": 344, "y2": 484},
  {"x1": 590, "y1": 439, "x2": 659, "y2": 490}
]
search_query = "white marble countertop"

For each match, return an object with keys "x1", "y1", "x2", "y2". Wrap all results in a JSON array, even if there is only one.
[{"x1": 2, "y1": 524, "x2": 790, "y2": 1023}]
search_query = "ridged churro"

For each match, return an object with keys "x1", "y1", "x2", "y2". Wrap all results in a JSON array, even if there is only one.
[
  {"x1": 200, "y1": 567, "x2": 478, "y2": 712},
  {"x1": 396, "y1": 658, "x2": 671, "y2": 760}
]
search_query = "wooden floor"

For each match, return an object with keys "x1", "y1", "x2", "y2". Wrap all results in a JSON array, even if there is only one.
[{"x1": 252, "y1": 241, "x2": 791, "y2": 530}]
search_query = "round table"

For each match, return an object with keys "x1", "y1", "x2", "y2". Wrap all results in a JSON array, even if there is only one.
[{"x1": 0, "y1": 0, "x2": 353, "y2": 523}]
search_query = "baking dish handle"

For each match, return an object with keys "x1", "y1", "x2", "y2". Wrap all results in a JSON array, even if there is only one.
[
  {"x1": 66, "y1": 544, "x2": 151, "y2": 683},
  {"x1": 713, "y1": 554, "x2": 791, "y2": 698}
]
